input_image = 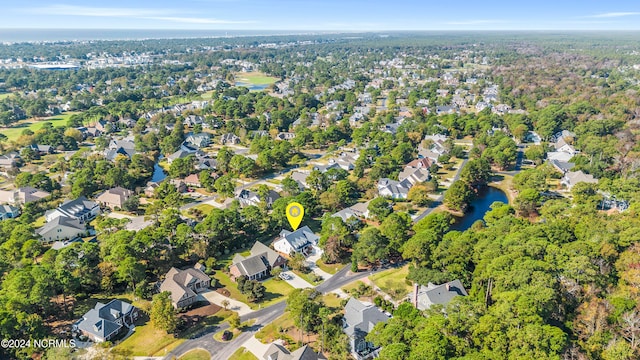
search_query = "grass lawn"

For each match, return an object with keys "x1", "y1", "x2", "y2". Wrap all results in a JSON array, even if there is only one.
[
  {"x1": 369, "y1": 265, "x2": 412, "y2": 301},
  {"x1": 292, "y1": 270, "x2": 322, "y2": 285},
  {"x1": 0, "y1": 92, "x2": 13, "y2": 100},
  {"x1": 255, "y1": 312, "x2": 295, "y2": 343},
  {"x1": 213, "y1": 328, "x2": 241, "y2": 342},
  {"x1": 33, "y1": 215, "x2": 46, "y2": 228},
  {"x1": 322, "y1": 293, "x2": 343, "y2": 310},
  {"x1": 230, "y1": 347, "x2": 259, "y2": 360},
  {"x1": 234, "y1": 72, "x2": 278, "y2": 85},
  {"x1": 1, "y1": 112, "x2": 82, "y2": 141},
  {"x1": 178, "y1": 349, "x2": 211, "y2": 360},
  {"x1": 113, "y1": 321, "x2": 184, "y2": 357},
  {"x1": 213, "y1": 272, "x2": 294, "y2": 310},
  {"x1": 437, "y1": 158, "x2": 465, "y2": 183},
  {"x1": 315, "y1": 260, "x2": 344, "y2": 275}
]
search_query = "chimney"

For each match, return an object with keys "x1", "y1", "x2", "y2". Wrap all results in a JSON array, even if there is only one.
[{"x1": 413, "y1": 283, "x2": 419, "y2": 307}]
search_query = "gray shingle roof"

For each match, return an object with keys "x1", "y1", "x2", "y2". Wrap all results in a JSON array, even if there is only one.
[
  {"x1": 36, "y1": 216, "x2": 85, "y2": 236},
  {"x1": 415, "y1": 279, "x2": 468, "y2": 310},
  {"x1": 343, "y1": 298, "x2": 389, "y2": 337},
  {"x1": 278, "y1": 226, "x2": 319, "y2": 252}
]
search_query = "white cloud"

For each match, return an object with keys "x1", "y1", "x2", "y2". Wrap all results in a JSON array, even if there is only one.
[{"x1": 587, "y1": 12, "x2": 640, "y2": 18}]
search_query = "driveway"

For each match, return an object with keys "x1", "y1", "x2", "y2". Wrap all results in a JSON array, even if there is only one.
[
  {"x1": 306, "y1": 246, "x2": 333, "y2": 280},
  {"x1": 198, "y1": 290, "x2": 252, "y2": 316},
  {"x1": 241, "y1": 335, "x2": 272, "y2": 359},
  {"x1": 281, "y1": 270, "x2": 313, "y2": 289}
]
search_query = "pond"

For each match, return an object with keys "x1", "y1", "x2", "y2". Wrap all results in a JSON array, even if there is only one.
[
  {"x1": 235, "y1": 82, "x2": 270, "y2": 91},
  {"x1": 151, "y1": 157, "x2": 167, "y2": 183},
  {"x1": 451, "y1": 186, "x2": 508, "y2": 231}
]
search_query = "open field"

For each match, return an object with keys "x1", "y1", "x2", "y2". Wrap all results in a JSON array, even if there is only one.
[
  {"x1": 0, "y1": 112, "x2": 81, "y2": 141},
  {"x1": 234, "y1": 72, "x2": 279, "y2": 85},
  {"x1": 369, "y1": 265, "x2": 412, "y2": 301},
  {"x1": 0, "y1": 93, "x2": 13, "y2": 100}
]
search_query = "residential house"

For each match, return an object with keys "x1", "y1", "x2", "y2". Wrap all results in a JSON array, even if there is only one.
[
  {"x1": 0, "y1": 186, "x2": 50, "y2": 205},
  {"x1": 237, "y1": 189, "x2": 280, "y2": 208},
  {"x1": 184, "y1": 115, "x2": 204, "y2": 127},
  {"x1": 343, "y1": 298, "x2": 390, "y2": 360},
  {"x1": 159, "y1": 264, "x2": 211, "y2": 309},
  {"x1": 184, "y1": 132, "x2": 211, "y2": 149},
  {"x1": 290, "y1": 171, "x2": 310, "y2": 189},
  {"x1": 0, "y1": 152, "x2": 20, "y2": 169},
  {"x1": 45, "y1": 196, "x2": 100, "y2": 223},
  {"x1": 329, "y1": 152, "x2": 359, "y2": 171},
  {"x1": 276, "y1": 132, "x2": 296, "y2": 141},
  {"x1": 273, "y1": 226, "x2": 319, "y2": 256},
  {"x1": 220, "y1": 133, "x2": 241, "y2": 145},
  {"x1": 549, "y1": 160, "x2": 575, "y2": 174},
  {"x1": 377, "y1": 178, "x2": 412, "y2": 199},
  {"x1": 313, "y1": 162, "x2": 342, "y2": 173},
  {"x1": 0, "y1": 204, "x2": 20, "y2": 220},
  {"x1": 183, "y1": 174, "x2": 201, "y2": 187},
  {"x1": 37, "y1": 216, "x2": 87, "y2": 242},
  {"x1": 96, "y1": 187, "x2": 134, "y2": 210},
  {"x1": 95, "y1": 119, "x2": 112, "y2": 133},
  {"x1": 144, "y1": 182, "x2": 159, "y2": 197},
  {"x1": 104, "y1": 140, "x2": 136, "y2": 161},
  {"x1": 28, "y1": 144, "x2": 54, "y2": 155},
  {"x1": 229, "y1": 241, "x2": 287, "y2": 281},
  {"x1": 263, "y1": 343, "x2": 326, "y2": 360},
  {"x1": 73, "y1": 300, "x2": 138, "y2": 343},
  {"x1": 562, "y1": 171, "x2": 598, "y2": 190},
  {"x1": 167, "y1": 148, "x2": 196, "y2": 164},
  {"x1": 331, "y1": 201, "x2": 371, "y2": 223},
  {"x1": 413, "y1": 280, "x2": 468, "y2": 311},
  {"x1": 398, "y1": 167, "x2": 430, "y2": 187}
]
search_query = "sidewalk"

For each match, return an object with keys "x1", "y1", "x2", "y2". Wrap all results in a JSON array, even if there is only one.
[{"x1": 198, "y1": 290, "x2": 252, "y2": 316}]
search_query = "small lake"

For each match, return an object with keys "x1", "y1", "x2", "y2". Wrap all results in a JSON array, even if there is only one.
[
  {"x1": 151, "y1": 157, "x2": 167, "y2": 183},
  {"x1": 235, "y1": 82, "x2": 270, "y2": 91},
  {"x1": 451, "y1": 187, "x2": 508, "y2": 231}
]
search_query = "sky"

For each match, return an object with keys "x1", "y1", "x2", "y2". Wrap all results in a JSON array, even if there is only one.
[{"x1": 1, "y1": 0, "x2": 640, "y2": 31}]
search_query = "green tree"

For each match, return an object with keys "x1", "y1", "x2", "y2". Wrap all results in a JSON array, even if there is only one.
[
  {"x1": 150, "y1": 291, "x2": 178, "y2": 333},
  {"x1": 444, "y1": 181, "x2": 473, "y2": 212},
  {"x1": 368, "y1": 197, "x2": 392, "y2": 222}
]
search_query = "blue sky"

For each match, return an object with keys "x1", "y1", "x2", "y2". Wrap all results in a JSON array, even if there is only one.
[{"x1": 2, "y1": 1, "x2": 640, "y2": 31}]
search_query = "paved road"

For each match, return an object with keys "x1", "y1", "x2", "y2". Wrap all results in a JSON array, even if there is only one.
[{"x1": 165, "y1": 265, "x2": 378, "y2": 360}]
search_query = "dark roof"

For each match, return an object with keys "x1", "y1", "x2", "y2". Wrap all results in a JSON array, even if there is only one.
[{"x1": 76, "y1": 300, "x2": 135, "y2": 341}]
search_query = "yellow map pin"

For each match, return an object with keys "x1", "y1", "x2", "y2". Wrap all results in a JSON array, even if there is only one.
[{"x1": 286, "y1": 202, "x2": 304, "y2": 231}]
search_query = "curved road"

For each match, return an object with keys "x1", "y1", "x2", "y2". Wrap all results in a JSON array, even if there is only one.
[{"x1": 165, "y1": 265, "x2": 380, "y2": 360}]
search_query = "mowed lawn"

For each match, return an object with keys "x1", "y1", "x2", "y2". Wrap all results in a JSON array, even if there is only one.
[
  {"x1": 229, "y1": 347, "x2": 258, "y2": 360},
  {"x1": 0, "y1": 92, "x2": 13, "y2": 100},
  {"x1": 369, "y1": 265, "x2": 413, "y2": 301},
  {"x1": 114, "y1": 323, "x2": 184, "y2": 357},
  {"x1": 213, "y1": 271, "x2": 295, "y2": 310},
  {"x1": 0, "y1": 112, "x2": 81, "y2": 141},
  {"x1": 234, "y1": 72, "x2": 279, "y2": 85},
  {"x1": 179, "y1": 349, "x2": 211, "y2": 360}
]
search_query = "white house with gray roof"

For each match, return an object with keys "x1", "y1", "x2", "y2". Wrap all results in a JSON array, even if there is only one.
[
  {"x1": 273, "y1": 226, "x2": 319, "y2": 256},
  {"x1": 73, "y1": 300, "x2": 138, "y2": 343},
  {"x1": 45, "y1": 196, "x2": 100, "y2": 223},
  {"x1": 37, "y1": 216, "x2": 87, "y2": 242},
  {"x1": 229, "y1": 241, "x2": 287, "y2": 281}
]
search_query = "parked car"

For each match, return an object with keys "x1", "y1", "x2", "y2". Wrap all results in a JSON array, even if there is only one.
[{"x1": 279, "y1": 272, "x2": 291, "y2": 280}]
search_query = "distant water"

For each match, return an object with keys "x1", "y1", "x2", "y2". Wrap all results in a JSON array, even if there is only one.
[
  {"x1": 0, "y1": 29, "x2": 313, "y2": 43},
  {"x1": 235, "y1": 82, "x2": 271, "y2": 91}
]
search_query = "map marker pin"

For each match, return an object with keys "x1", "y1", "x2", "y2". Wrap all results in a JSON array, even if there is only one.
[{"x1": 286, "y1": 202, "x2": 304, "y2": 231}]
